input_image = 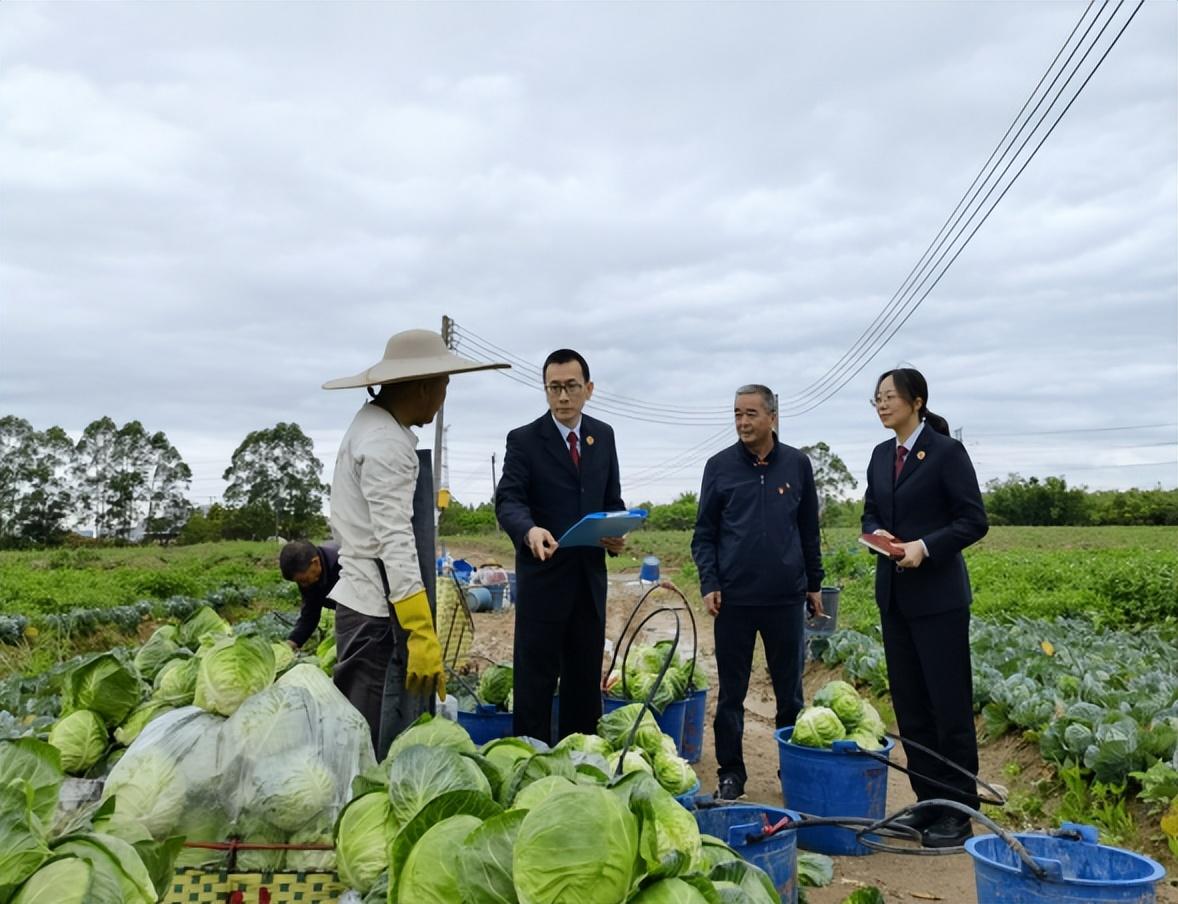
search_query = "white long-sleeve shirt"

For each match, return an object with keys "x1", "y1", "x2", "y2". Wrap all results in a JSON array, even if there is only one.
[{"x1": 328, "y1": 403, "x2": 423, "y2": 618}]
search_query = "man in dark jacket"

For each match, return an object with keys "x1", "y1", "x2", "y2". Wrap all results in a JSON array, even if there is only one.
[
  {"x1": 495, "y1": 348, "x2": 626, "y2": 744},
  {"x1": 279, "y1": 540, "x2": 340, "y2": 650},
  {"x1": 691, "y1": 384, "x2": 825, "y2": 800}
]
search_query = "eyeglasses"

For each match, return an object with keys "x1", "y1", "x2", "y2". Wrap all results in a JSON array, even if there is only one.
[
  {"x1": 545, "y1": 381, "x2": 585, "y2": 397},
  {"x1": 869, "y1": 393, "x2": 903, "y2": 409}
]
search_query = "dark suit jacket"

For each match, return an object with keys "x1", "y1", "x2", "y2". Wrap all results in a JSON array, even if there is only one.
[
  {"x1": 862, "y1": 426, "x2": 988, "y2": 618},
  {"x1": 495, "y1": 412, "x2": 625, "y2": 624}
]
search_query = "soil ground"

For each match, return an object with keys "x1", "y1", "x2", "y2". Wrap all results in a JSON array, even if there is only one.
[{"x1": 449, "y1": 541, "x2": 1178, "y2": 904}]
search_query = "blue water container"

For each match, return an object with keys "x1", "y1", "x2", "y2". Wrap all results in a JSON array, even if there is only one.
[
  {"x1": 451, "y1": 559, "x2": 474, "y2": 583},
  {"x1": 966, "y1": 822, "x2": 1165, "y2": 903},
  {"x1": 602, "y1": 696, "x2": 687, "y2": 752},
  {"x1": 486, "y1": 584, "x2": 506, "y2": 611},
  {"x1": 680, "y1": 687, "x2": 708, "y2": 764},
  {"x1": 693, "y1": 804, "x2": 800, "y2": 904},
  {"x1": 775, "y1": 726, "x2": 894, "y2": 856},
  {"x1": 456, "y1": 704, "x2": 514, "y2": 745},
  {"x1": 639, "y1": 556, "x2": 660, "y2": 582},
  {"x1": 507, "y1": 572, "x2": 517, "y2": 603}
]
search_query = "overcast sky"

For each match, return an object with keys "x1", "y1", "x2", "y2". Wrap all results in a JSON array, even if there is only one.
[{"x1": 2, "y1": 2, "x2": 1175, "y2": 510}]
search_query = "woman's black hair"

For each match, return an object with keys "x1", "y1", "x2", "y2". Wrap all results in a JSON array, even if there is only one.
[{"x1": 876, "y1": 367, "x2": 950, "y2": 436}]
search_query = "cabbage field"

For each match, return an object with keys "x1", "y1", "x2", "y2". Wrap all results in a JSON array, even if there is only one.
[{"x1": 1, "y1": 525, "x2": 1176, "y2": 886}]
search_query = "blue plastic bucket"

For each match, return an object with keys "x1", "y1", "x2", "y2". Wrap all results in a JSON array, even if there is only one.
[
  {"x1": 602, "y1": 695, "x2": 687, "y2": 752},
  {"x1": 674, "y1": 778, "x2": 701, "y2": 809},
  {"x1": 486, "y1": 584, "x2": 506, "y2": 611},
  {"x1": 507, "y1": 572, "x2": 517, "y2": 603},
  {"x1": 966, "y1": 822, "x2": 1165, "y2": 903},
  {"x1": 775, "y1": 726, "x2": 894, "y2": 856},
  {"x1": 639, "y1": 556, "x2": 660, "y2": 582},
  {"x1": 464, "y1": 586, "x2": 493, "y2": 612},
  {"x1": 456, "y1": 704, "x2": 514, "y2": 745},
  {"x1": 693, "y1": 804, "x2": 800, "y2": 904},
  {"x1": 680, "y1": 687, "x2": 708, "y2": 764}
]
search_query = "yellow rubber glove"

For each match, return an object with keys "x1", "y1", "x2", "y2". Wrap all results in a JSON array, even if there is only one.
[{"x1": 390, "y1": 589, "x2": 446, "y2": 700}]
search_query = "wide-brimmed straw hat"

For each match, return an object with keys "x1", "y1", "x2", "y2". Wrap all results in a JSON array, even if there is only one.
[{"x1": 322, "y1": 329, "x2": 509, "y2": 390}]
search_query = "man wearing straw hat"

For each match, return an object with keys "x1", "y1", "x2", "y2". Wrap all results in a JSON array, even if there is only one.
[{"x1": 323, "y1": 329, "x2": 508, "y2": 751}]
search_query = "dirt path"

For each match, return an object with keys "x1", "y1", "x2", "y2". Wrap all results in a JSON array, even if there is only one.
[{"x1": 448, "y1": 544, "x2": 1177, "y2": 903}]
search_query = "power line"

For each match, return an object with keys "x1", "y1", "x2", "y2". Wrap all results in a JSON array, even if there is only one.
[{"x1": 778, "y1": 0, "x2": 1144, "y2": 416}]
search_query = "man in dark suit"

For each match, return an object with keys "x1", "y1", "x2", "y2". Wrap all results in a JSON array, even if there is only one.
[{"x1": 495, "y1": 348, "x2": 626, "y2": 744}]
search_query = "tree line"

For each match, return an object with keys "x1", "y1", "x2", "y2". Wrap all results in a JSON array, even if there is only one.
[{"x1": 0, "y1": 416, "x2": 328, "y2": 547}]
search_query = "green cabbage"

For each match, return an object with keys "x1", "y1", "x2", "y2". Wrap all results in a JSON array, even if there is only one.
[
  {"x1": 245, "y1": 753, "x2": 336, "y2": 832},
  {"x1": 478, "y1": 664, "x2": 514, "y2": 708},
  {"x1": 387, "y1": 714, "x2": 477, "y2": 761},
  {"x1": 628, "y1": 878, "x2": 711, "y2": 903},
  {"x1": 598, "y1": 704, "x2": 663, "y2": 755},
  {"x1": 48, "y1": 710, "x2": 108, "y2": 775},
  {"x1": 61, "y1": 653, "x2": 142, "y2": 728},
  {"x1": 133, "y1": 626, "x2": 183, "y2": 680},
  {"x1": 847, "y1": 728, "x2": 885, "y2": 751},
  {"x1": 513, "y1": 785, "x2": 638, "y2": 904},
  {"x1": 607, "y1": 749, "x2": 653, "y2": 779},
  {"x1": 113, "y1": 701, "x2": 174, "y2": 748},
  {"x1": 335, "y1": 792, "x2": 391, "y2": 895},
  {"x1": 455, "y1": 809, "x2": 526, "y2": 904},
  {"x1": 814, "y1": 680, "x2": 865, "y2": 730},
  {"x1": 0, "y1": 738, "x2": 64, "y2": 826},
  {"x1": 51, "y1": 833, "x2": 157, "y2": 904},
  {"x1": 0, "y1": 781, "x2": 52, "y2": 898},
  {"x1": 151, "y1": 656, "x2": 198, "y2": 706},
  {"x1": 286, "y1": 825, "x2": 334, "y2": 871},
  {"x1": 9, "y1": 857, "x2": 93, "y2": 904},
  {"x1": 554, "y1": 732, "x2": 613, "y2": 757},
  {"x1": 791, "y1": 706, "x2": 846, "y2": 748},
  {"x1": 102, "y1": 748, "x2": 187, "y2": 839},
  {"x1": 178, "y1": 606, "x2": 232, "y2": 648},
  {"x1": 653, "y1": 747, "x2": 697, "y2": 795},
  {"x1": 193, "y1": 635, "x2": 276, "y2": 717},
  {"x1": 271, "y1": 642, "x2": 295, "y2": 674},
  {"x1": 396, "y1": 814, "x2": 483, "y2": 904},
  {"x1": 387, "y1": 745, "x2": 491, "y2": 829},
  {"x1": 511, "y1": 775, "x2": 577, "y2": 811}
]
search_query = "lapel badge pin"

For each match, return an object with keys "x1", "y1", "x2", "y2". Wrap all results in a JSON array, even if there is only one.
[
  {"x1": 778, "y1": 487, "x2": 785, "y2": 495},
  {"x1": 916, "y1": 450, "x2": 926, "y2": 460},
  {"x1": 585, "y1": 435, "x2": 595, "y2": 446}
]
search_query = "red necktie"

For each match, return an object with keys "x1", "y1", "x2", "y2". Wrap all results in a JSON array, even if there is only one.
[
  {"x1": 894, "y1": 445, "x2": 908, "y2": 482},
  {"x1": 567, "y1": 431, "x2": 580, "y2": 469}
]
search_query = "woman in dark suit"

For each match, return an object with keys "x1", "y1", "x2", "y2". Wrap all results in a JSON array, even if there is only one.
[{"x1": 862, "y1": 367, "x2": 988, "y2": 848}]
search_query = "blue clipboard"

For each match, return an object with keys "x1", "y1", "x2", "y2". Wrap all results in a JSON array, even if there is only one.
[{"x1": 557, "y1": 508, "x2": 648, "y2": 548}]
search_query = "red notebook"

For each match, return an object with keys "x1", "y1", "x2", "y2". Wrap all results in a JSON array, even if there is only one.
[{"x1": 859, "y1": 532, "x2": 905, "y2": 559}]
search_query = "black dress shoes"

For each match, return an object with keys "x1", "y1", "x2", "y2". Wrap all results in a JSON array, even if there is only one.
[
  {"x1": 921, "y1": 813, "x2": 973, "y2": 848},
  {"x1": 887, "y1": 807, "x2": 940, "y2": 833}
]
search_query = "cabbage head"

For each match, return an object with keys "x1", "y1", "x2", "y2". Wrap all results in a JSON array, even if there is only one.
[
  {"x1": 396, "y1": 814, "x2": 483, "y2": 904},
  {"x1": 0, "y1": 780, "x2": 52, "y2": 897},
  {"x1": 102, "y1": 748, "x2": 187, "y2": 839},
  {"x1": 286, "y1": 825, "x2": 334, "y2": 871},
  {"x1": 245, "y1": 753, "x2": 336, "y2": 832},
  {"x1": 9, "y1": 857, "x2": 94, "y2": 904},
  {"x1": 193, "y1": 635, "x2": 276, "y2": 717},
  {"x1": 608, "y1": 749, "x2": 653, "y2": 778},
  {"x1": 813, "y1": 680, "x2": 865, "y2": 730},
  {"x1": 178, "y1": 606, "x2": 231, "y2": 648},
  {"x1": 224, "y1": 685, "x2": 314, "y2": 757},
  {"x1": 335, "y1": 791, "x2": 390, "y2": 895},
  {"x1": 152, "y1": 656, "x2": 198, "y2": 706},
  {"x1": 133, "y1": 626, "x2": 183, "y2": 681},
  {"x1": 271, "y1": 642, "x2": 295, "y2": 675},
  {"x1": 791, "y1": 707, "x2": 846, "y2": 748},
  {"x1": 511, "y1": 775, "x2": 577, "y2": 811},
  {"x1": 233, "y1": 815, "x2": 286, "y2": 872},
  {"x1": 628, "y1": 878, "x2": 711, "y2": 903},
  {"x1": 113, "y1": 701, "x2": 173, "y2": 748},
  {"x1": 455, "y1": 809, "x2": 526, "y2": 904},
  {"x1": 847, "y1": 728, "x2": 884, "y2": 751},
  {"x1": 478, "y1": 664, "x2": 513, "y2": 708},
  {"x1": 598, "y1": 704, "x2": 663, "y2": 755},
  {"x1": 554, "y1": 732, "x2": 613, "y2": 757},
  {"x1": 513, "y1": 785, "x2": 638, "y2": 904},
  {"x1": 387, "y1": 714, "x2": 477, "y2": 761},
  {"x1": 653, "y1": 747, "x2": 697, "y2": 795},
  {"x1": 62, "y1": 653, "x2": 141, "y2": 728},
  {"x1": 623, "y1": 774, "x2": 702, "y2": 878},
  {"x1": 48, "y1": 710, "x2": 108, "y2": 775},
  {"x1": 51, "y1": 832, "x2": 156, "y2": 904},
  {"x1": 857, "y1": 702, "x2": 887, "y2": 739},
  {"x1": 387, "y1": 744, "x2": 491, "y2": 828}
]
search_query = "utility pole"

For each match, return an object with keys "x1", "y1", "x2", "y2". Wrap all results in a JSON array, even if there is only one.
[
  {"x1": 954, "y1": 426, "x2": 964, "y2": 443},
  {"x1": 491, "y1": 452, "x2": 498, "y2": 497},
  {"x1": 433, "y1": 315, "x2": 452, "y2": 500}
]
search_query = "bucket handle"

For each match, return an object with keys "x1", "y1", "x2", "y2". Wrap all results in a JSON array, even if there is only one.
[
  {"x1": 612, "y1": 608, "x2": 681, "y2": 775},
  {"x1": 605, "y1": 581, "x2": 698, "y2": 696}
]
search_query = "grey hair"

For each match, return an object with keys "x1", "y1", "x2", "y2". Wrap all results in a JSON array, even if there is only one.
[{"x1": 735, "y1": 384, "x2": 777, "y2": 414}]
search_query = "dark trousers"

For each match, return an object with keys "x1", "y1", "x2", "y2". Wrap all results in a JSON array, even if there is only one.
[
  {"x1": 881, "y1": 605, "x2": 980, "y2": 809},
  {"x1": 333, "y1": 603, "x2": 396, "y2": 754},
  {"x1": 714, "y1": 602, "x2": 806, "y2": 784},
  {"x1": 513, "y1": 584, "x2": 604, "y2": 746}
]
